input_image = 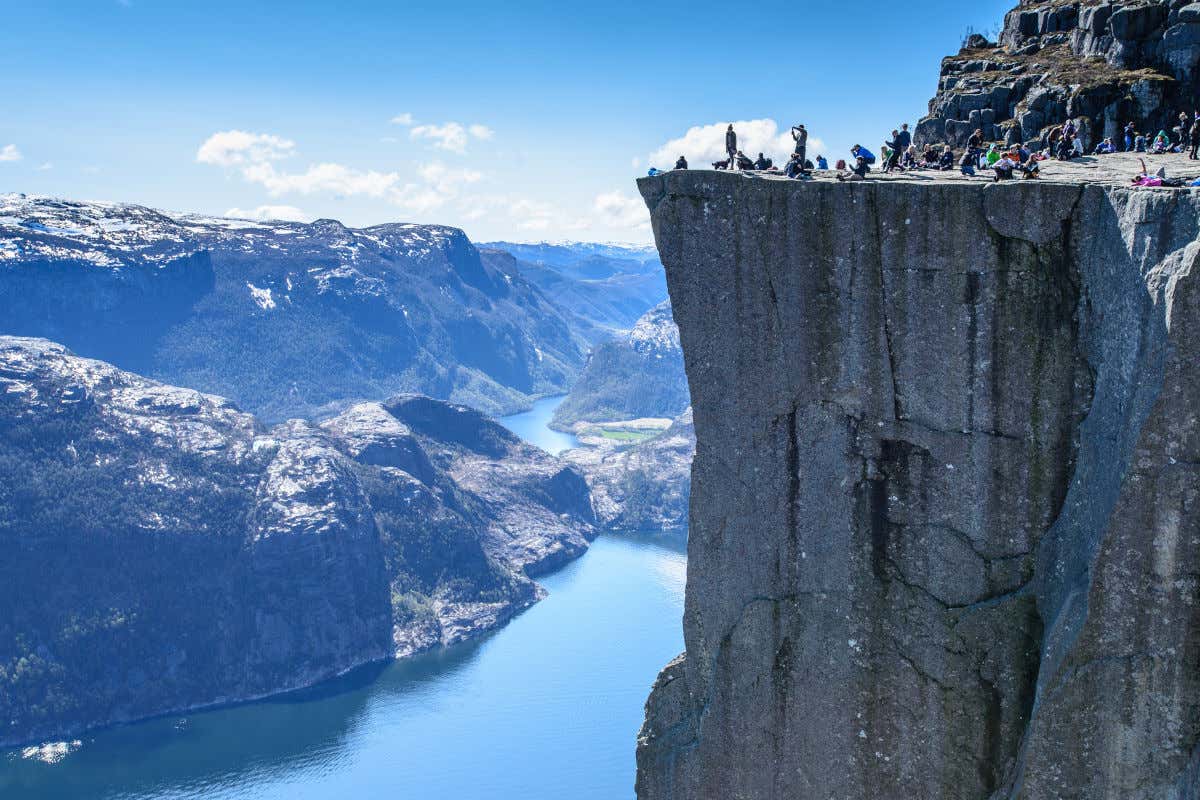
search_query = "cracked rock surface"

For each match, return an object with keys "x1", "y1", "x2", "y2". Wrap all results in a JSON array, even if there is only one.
[{"x1": 634, "y1": 170, "x2": 1199, "y2": 799}]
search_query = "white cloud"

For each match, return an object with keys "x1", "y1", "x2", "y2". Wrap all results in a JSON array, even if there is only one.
[
  {"x1": 196, "y1": 130, "x2": 295, "y2": 167},
  {"x1": 593, "y1": 190, "x2": 649, "y2": 231},
  {"x1": 225, "y1": 205, "x2": 311, "y2": 223},
  {"x1": 0, "y1": 144, "x2": 21, "y2": 162},
  {"x1": 243, "y1": 161, "x2": 402, "y2": 198},
  {"x1": 197, "y1": 130, "x2": 486, "y2": 215},
  {"x1": 36, "y1": 162, "x2": 53, "y2": 171},
  {"x1": 390, "y1": 113, "x2": 415, "y2": 126},
  {"x1": 410, "y1": 122, "x2": 469, "y2": 154},
  {"x1": 410, "y1": 121, "x2": 495, "y2": 154},
  {"x1": 647, "y1": 119, "x2": 825, "y2": 168}
]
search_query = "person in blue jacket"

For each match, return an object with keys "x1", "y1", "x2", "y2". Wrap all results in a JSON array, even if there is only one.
[
  {"x1": 816, "y1": 155, "x2": 828, "y2": 170},
  {"x1": 851, "y1": 144, "x2": 876, "y2": 166}
]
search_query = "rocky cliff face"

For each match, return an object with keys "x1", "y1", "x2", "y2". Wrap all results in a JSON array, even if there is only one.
[
  {"x1": 564, "y1": 409, "x2": 694, "y2": 532},
  {"x1": 917, "y1": 0, "x2": 1200, "y2": 149},
  {"x1": 635, "y1": 170, "x2": 1199, "y2": 799},
  {"x1": 0, "y1": 337, "x2": 594, "y2": 748},
  {"x1": 0, "y1": 195, "x2": 587, "y2": 421},
  {"x1": 552, "y1": 301, "x2": 689, "y2": 429}
]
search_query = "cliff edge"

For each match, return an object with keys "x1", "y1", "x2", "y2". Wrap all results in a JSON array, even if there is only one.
[{"x1": 635, "y1": 169, "x2": 1199, "y2": 799}]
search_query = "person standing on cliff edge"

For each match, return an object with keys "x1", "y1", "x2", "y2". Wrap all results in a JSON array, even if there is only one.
[
  {"x1": 725, "y1": 124, "x2": 738, "y2": 170},
  {"x1": 791, "y1": 124, "x2": 808, "y2": 167}
]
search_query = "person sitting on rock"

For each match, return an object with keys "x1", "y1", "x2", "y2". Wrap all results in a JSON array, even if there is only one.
[
  {"x1": 1093, "y1": 138, "x2": 1116, "y2": 155},
  {"x1": 1056, "y1": 136, "x2": 1074, "y2": 161},
  {"x1": 986, "y1": 144, "x2": 1001, "y2": 167},
  {"x1": 939, "y1": 147, "x2": 955, "y2": 171},
  {"x1": 835, "y1": 158, "x2": 847, "y2": 170},
  {"x1": 1072, "y1": 135, "x2": 1085, "y2": 158},
  {"x1": 993, "y1": 153, "x2": 1017, "y2": 181},
  {"x1": 1152, "y1": 131, "x2": 1171, "y2": 154},
  {"x1": 901, "y1": 145, "x2": 919, "y2": 171},
  {"x1": 1016, "y1": 144, "x2": 1031, "y2": 163},
  {"x1": 836, "y1": 155, "x2": 871, "y2": 181},
  {"x1": 816, "y1": 155, "x2": 828, "y2": 170},
  {"x1": 753, "y1": 152, "x2": 773, "y2": 171},
  {"x1": 1135, "y1": 132, "x2": 1148, "y2": 152},
  {"x1": 1019, "y1": 160, "x2": 1040, "y2": 180},
  {"x1": 960, "y1": 150, "x2": 976, "y2": 177},
  {"x1": 735, "y1": 151, "x2": 756, "y2": 171},
  {"x1": 784, "y1": 152, "x2": 806, "y2": 179},
  {"x1": 674, "y1": 155, "x2": 688, "y2": 170}
]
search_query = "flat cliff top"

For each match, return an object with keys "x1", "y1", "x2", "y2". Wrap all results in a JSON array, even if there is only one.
[{"x1": 645, "y1": 152, "x2": 1200, "y2": 189}]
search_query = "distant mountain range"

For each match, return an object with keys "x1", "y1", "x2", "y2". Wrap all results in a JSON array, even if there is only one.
[
  {"x1": 480, "y1": 241, "x2": 667, "y2": 334},
  {"x1": 0, "y1": 195, "x2": 589, "y2": 422},
  {"x1": 552, "y1": 300, "x2": 688, "y2": 429}
]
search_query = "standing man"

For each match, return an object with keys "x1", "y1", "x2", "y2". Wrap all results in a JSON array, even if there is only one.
[
  {"x1": 725, "y1": 124, "x2": 738, "y2": 170},
  {"x1": 896, "y1": 123, "x2": 912, "y2": 152},
  {"x1": 1190, "y1": 113, "x2": 1200, "y2": 160},
  {"x1": 791, "y1": 124, "x2": 808, "y2": 168}
]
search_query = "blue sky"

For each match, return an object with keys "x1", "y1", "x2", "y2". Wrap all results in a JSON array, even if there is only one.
[{"x1": 0, "y1": 0, "x2": 1012, "y2": 242}]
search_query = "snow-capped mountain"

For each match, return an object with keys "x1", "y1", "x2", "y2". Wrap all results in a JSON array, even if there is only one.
[{"x1": 0, "y1": 194, "x2": 589, "y2": 421}]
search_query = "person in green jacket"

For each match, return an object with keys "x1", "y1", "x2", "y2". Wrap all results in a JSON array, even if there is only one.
[{"x1": 986, "y1": 144, "x2": 1001, "y2": 166}]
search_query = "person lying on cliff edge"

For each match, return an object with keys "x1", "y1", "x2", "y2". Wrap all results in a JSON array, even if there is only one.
[
  {"x1": 735, "y1": 151, "x2": 755, "y2": 171},
  {"x1": 674, "y1": 155, "x2": 688, "y2": 170},
  {"x1": 725, "y1": 124, "x2": 738, "y2": 169}
]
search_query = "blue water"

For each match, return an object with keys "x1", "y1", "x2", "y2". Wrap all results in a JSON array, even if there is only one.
[
  {"x1": 497, "y1": 395, "x2": 579, "y2": 455},
  {"x1": 1, "y1": 405, "x2": 685, "y2": 800}
]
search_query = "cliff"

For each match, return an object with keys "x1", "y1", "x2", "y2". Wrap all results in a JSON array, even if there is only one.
[
  {"x1": 916, "y1": 0, "x2": 1200, "y2": 149},
  {"x1": 635, "y1": 169, "x2": 1199, "y2": 799},
  {"x1": 0, "y1": 195, "x2": 588, "y2": 421},
  {"x1": 0, "y1": 337, "x2": 594, "y2": 748}
]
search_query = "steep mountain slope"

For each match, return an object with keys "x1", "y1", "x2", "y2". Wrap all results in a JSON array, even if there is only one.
[
  {"x1": 0, "y1": 336, "x2": 595, "y2": 748},
  {"x1": 0, "y1": 195, "x2": 587, "y2": 421},
  {"x1": 564, "y1": 409, "x2": 693, "y2": 532},
  {"x1": 481, "y1": 241, "x2": 667, "y2": 333},
  {"x1": 635, "y1": 169, "x2": 1200, "y2": 799},
  {"x1": 551, "y1": 301, "x2": 689, "y2": 429},
  {"x1": 916, "y1": 0, "x2": 1200, "y2": 149}
]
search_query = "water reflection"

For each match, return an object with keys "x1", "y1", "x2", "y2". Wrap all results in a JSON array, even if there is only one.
[{"x1": 1, "y1": 532, "x2": 687, "y2": 800}]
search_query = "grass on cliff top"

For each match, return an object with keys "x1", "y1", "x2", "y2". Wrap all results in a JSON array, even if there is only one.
[{"x1": 949, "y1": 41, "x2": 1172, "y2": 92}]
